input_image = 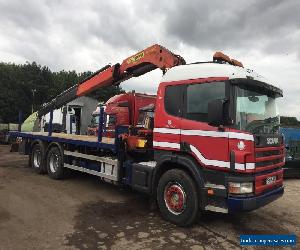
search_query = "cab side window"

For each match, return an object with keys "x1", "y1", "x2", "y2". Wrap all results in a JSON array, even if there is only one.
[
  {"x1": 185, "y1": 81, "x2": 225, "y2": 122},
  {"x1": 164, "y1": 85, "x2": 183, "y2": 117},
  {"x1": 106, "y1": 114, "x2": 116, "y2": 126}
]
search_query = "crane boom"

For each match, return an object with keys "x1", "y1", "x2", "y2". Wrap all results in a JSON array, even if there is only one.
[{"x1": 38, "y1": 44, "x2": 185, "y2": 117}]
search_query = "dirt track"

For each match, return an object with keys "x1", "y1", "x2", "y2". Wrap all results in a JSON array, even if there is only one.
[{"x1": 0, "y1": 145, "x2": 299, "y2": 249}]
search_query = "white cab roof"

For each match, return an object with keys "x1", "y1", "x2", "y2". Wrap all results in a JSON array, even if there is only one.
[{"x1": 162, "y1": 63, "x2": 273, "y2": 85}]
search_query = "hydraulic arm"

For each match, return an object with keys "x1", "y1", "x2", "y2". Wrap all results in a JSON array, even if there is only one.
[{"x1": 38, "y1": 44, "x2": 185, "y2": 117}]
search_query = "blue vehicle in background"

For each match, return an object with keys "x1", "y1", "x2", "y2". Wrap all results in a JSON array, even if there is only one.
[{"x1": 280, "y1": 126, "x2": 300, "y2": 177}]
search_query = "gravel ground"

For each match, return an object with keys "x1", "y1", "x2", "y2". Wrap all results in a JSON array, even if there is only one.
[{"x1": 0, "y1": 145, "x2": 299, "y2": 249}]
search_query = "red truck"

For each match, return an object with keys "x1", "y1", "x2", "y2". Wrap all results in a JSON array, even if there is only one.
[
  {"x1": 11, "y1": 44, "x2": 284, "y2": 226},
  {"x1": 87, "y1": 92, "x2": 156, "y2": 139}
]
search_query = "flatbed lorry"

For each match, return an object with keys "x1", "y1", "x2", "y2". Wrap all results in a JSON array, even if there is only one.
[{"x1": 10, "y1": 44, "x2": 284, "y2": 226}]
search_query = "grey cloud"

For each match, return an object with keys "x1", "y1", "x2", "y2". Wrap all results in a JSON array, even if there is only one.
[
  {"x1": 1, "y1": 0, "x2": 300, "y2": 62},
  {"x1": 159, "y1": 0, "x2": 300, "y2": 55},
  {"x1": 0, "y1": 0, "x2": 49, "y2": 30}
]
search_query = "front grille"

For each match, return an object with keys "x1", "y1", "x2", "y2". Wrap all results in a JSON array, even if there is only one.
[
  {"x1": 255, "y1": 150, "x2": 280, "y2": 158},
  {"x1": 256, "y1": 158, "x2": 282, "y2": 167},
  {"x1": 255, "y1": 146, "x2": 284, "y2": 171}
]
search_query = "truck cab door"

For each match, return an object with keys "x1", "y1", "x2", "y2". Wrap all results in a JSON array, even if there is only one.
[
  {"x1": 180, "y1": 80, "x2": 230, "y2": 170},
  {"x1": 153, "y1": 84, "x2": 184, "y2": 151}
]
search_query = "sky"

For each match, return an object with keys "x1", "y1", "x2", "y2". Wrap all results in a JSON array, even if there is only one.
[{"x1": 0, "y1": 0, "x2": 299, "y2": 118}]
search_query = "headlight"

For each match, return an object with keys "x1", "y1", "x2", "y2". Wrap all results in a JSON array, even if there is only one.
[{"x1": 228, "y1": 182, "x2": 253, "y2": 194}]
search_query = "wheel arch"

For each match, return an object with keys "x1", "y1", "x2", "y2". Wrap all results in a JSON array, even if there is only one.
[
  {"x1": 152, "y1": 153, "x2": 206, "y2": 200},
  {"x1": 46, "y1": 141, "x2": 64, "y2": 157},
  {"x1": 30, "y1": 139, "x2": 47, "y2": 151}
]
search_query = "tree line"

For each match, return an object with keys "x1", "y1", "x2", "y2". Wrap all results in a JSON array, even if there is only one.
[
  {"x1": 0, "y1": 62, "x2": 124, "y2": 123},
  {"x1": 280, "y1": 116, "x2": 300, "y2": 127}
]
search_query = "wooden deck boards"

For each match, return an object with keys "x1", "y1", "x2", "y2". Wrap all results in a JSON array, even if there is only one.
[{"x1": 21, "y1": 132, "x2": 115, "y2": 144}]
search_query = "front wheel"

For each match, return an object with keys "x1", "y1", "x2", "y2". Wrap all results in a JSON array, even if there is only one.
[{"x1": 157, "y1": 169, "x2": 199, "y2": 226}]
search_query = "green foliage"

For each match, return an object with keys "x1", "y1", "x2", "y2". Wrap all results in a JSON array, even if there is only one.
[
  {"x1": 280, "y1": 116, "x2": 300, "y2": 127},
  {"x1": 0, "y1": 62, "x2": 124, "y2": 123}
]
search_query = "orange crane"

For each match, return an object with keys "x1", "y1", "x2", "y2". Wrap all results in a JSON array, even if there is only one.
[{"x1": 38, "y1": 44, "x2": 185, "y2": 117}]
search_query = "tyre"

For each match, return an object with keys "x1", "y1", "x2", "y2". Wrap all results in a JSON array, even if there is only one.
[
  {"x1": 31, "y1": 142, "x2": 47, "y2": 174},
  {"x1": 46, "y1": 146, "x2": 65, "y2": 179},
  {"x1": 157, "y1": 169, "x2": 199, "y2": 226}
]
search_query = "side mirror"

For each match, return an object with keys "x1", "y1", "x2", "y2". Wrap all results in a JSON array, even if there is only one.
[{"x1": 208, "y1": 99, "x2": 228, "y2": 127}]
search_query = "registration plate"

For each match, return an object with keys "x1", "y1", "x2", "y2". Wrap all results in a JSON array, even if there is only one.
[{"x1": 266, "y1": 176, "x2": 276, "y2": 185}]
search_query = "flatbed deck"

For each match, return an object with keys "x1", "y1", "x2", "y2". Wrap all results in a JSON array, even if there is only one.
[{"x1": 10, "y1": 131, "x2": 116, "y2": 151}]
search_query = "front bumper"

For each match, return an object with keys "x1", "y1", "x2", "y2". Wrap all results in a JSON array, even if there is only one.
[{"x1": 228, "y1": 186, "x2": 284, "y2": 213}]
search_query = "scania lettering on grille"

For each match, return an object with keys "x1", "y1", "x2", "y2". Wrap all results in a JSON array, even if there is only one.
[{"x1": 267, "y1": 137, "x2": 279, "y2": 145}]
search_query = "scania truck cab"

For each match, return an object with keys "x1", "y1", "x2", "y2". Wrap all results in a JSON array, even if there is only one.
[
  {"x1": 152, "y1": 61, "x2": 283, "y2": 221},
  {"x1": 87, "y1": 92, "x2": 156, "y2": 137}
]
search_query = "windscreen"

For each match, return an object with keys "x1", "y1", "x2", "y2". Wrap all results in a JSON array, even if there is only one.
[{"x1": 235, "y1": 85, "x2": 280, "y2": 134}]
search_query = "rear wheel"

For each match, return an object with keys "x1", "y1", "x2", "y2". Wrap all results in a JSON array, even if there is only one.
[
  {"x1": 31, "y1": 143, "x2": 46, "y2": 174},
  {"x1": 46, "y1": 146, "x2": 65, "y2": 179},
  {"x1": 157, "y1": 169, "x2": 199, "y2": 226}
]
